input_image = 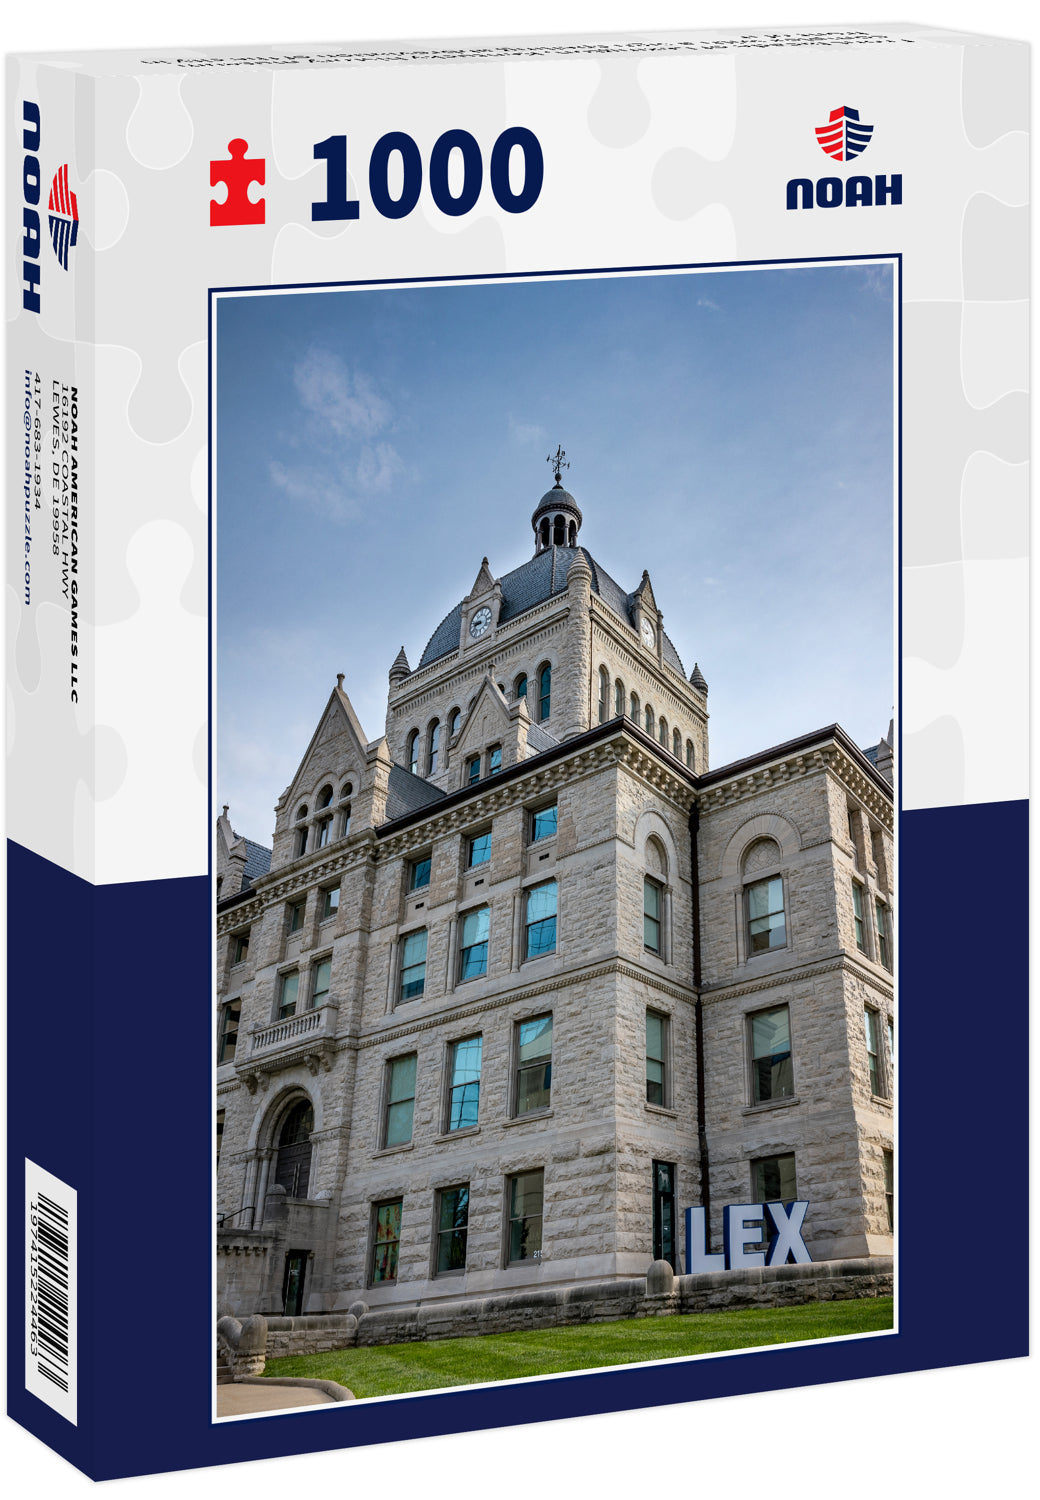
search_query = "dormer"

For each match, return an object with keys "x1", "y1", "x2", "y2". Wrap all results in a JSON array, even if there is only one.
[
  {"x1": 631, "y1": 570, "x2": 665, "y2": 666},
  {"x1": 452, "y1": 675, "x2": 533, "y2": 788},
  {"x1": 459, "y1": 557, "x2": 503, "y2": 652}
]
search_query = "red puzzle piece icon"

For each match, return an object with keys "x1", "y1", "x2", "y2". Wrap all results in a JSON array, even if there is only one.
[{"x1": 210, "y1": 139, "x2": 265, "y2": 227}]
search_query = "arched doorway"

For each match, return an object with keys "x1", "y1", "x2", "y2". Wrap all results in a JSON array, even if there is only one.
[{"x1": 274, "y1": 1099, "x2": 314, "y2": 1199}]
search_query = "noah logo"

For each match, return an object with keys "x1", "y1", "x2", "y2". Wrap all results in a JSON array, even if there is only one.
[
  {"x1": 47, "y1": 164, "x2": 79, "y2": 270},
  {"x1": 787, "y1": 103, "x2": 900, "y2": 211},
  {"x1": 815, "y1": 105, "x2": 874, "y2": 162}
]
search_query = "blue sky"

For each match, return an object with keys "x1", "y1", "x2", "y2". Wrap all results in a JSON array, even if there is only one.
[{"x1": 217, "y1": 262, "x2": 894, "y2": 843}]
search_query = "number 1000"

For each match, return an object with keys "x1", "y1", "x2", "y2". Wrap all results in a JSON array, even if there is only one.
[{"x1": 311, "y1": 127, "x2": 544, "y2": 222}]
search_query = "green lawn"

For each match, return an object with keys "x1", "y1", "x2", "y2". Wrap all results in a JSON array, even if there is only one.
[{"x1": 262, "y1": 1296, "x2": 893, "y2": 1398}]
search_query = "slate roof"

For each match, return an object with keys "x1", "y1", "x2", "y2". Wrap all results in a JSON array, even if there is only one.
[
  {"x1": 862, "y1": 743, "x2": 879, "y2": 766},
  {"x1": 241, "y1": 838, "x2": 272, "y2": 890},
  {"x1": 526, "y1": 722, "x2": 560, "y2": 754},
  {"x1": 418, "y1": 545, "x2": 686, "y2": 676},
  {"x1": 385, "y1": 763, "x2": 449, "y2": 822}
]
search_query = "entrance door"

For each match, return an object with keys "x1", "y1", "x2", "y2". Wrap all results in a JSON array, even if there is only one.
[
  {"x1": 282, "y1": 1250, "x2": 308, "y2": 1317},
  {"x1": 274, "y1": 1100, "x2": 314, "y2": 1199},
  {"x1": 652, "y1": 1160, "x2": 676, "y2": 1269}
]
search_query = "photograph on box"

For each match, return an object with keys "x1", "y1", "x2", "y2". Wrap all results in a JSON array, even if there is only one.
[{"x1": 213, "y1": 261, "x2": 896, "y2": 1410}]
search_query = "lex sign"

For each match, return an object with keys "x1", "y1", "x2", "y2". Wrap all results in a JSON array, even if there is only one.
[{"x1": 684, "y1": 1202, "x2": 812, "y2": 1272}]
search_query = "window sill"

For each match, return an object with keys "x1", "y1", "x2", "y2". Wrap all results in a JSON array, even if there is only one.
[
  {"x1": 434, "y1": 1126, "x2": 481, "y2": 1144},
  {"x1": 742, "y1": 1095, "x2": 801, "y2": 1116},
  {"x1": 645, "y1": 1103, "x2": 678, "y2": 1119},
  {"x1": 372, "y1": 1142, "x2": 415, "y2": 1158},
  {"x1": 502, "y1": 1109, "x2": 554, "y2": 1128},
  {"x1": 870, "y1": 1094, "x2": 893, "y2": 1109}
]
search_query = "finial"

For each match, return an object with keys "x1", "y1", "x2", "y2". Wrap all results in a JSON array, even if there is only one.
[
  {"x1": 336, "y1": 673, "x2": 345, "y2": 689},
  {"x1": 547, "y1": 445, "x2": 569, "y2": 486},
  {"x1": 222, "y1": 804, "x2": 229, "y2": 818}
]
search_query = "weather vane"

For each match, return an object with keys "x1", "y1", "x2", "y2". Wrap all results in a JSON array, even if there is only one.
[{"x1": 547, "y1": 445, "x2": 569, "y2": 484}]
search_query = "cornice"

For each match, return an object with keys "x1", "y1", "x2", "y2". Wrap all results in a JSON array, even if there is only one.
[
  {"x1": 353, "y1": 953, "x2": 697, "y2": 1051},
  {"x1": 701, "y1": 950, "x2": 894, "y2": 1006}
]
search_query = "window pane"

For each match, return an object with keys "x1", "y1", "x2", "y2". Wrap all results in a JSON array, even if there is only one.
[
  {"x1": 751, "y1": 1005, "x2": 793, "y2": 1102},
  {"x1": 531, "y1": 804, "x2": 557, "y2": 841},
  {"x1": 748, "y1": 877, "x2": 783, "y2": 921},
  {"x1": 526, "y1": 882, "x2": 557, "y2": 924},
  {"x1": 754, "y1": 1153, "x2": 797, "y2": 1204},
  {"x1": 519, "y1": 1014, "x2": 552, "y2": 1062},
  {"x1": 459, "y1": 906, "x2": 489, "y2": 980},
  {"x1": 468, "y1": 756, "x2": 481, "y2": 783},
  {"x1": 312, "y1": 959, "x2": 331, "y2": 1004},
  {"x1": 509, "y1": 1170, "x2": 544, "y2": 1261},
  {"x1": 411, "y1": 857, "x2": 431, "y2": 890},
  {"x1": 386, "y1": 1055, "x2": 416, "y2": 1146},
  {"x1": 517, "y1": 675, "x2": 527, "y2": 698},
  {"x1": 372, "y1": 1201, "x2": 402, "y2": 1283},
  {"x1": 389, "y1": 1053, "x2": 417, "y2": 1102},
  {"x1": 323, "y1": 887, "x2": 340, "y2": 918},
  {"x1": 280, "y1": 972, "x2": 299, "y2": 1018},
  {"x1": 437, "y1": 1186, "x2": 470, "y2": 1272},
  {"x1": 646, "y1": 1011, "x2": 663, "y2": 1062},
  {"x1": 449, "y1": 1036, "x2": 482, "y2": 1130},
  {"x1": 469, "y1": 832, "x2": 492, "y2": 865},
  {"x1": 489, "y1": 746, "x2": 502, "y2": 774}
]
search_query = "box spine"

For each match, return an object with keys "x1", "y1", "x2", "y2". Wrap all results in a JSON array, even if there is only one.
[{"x1": 6, "y1": 56, "x2": 97, "y2": 1475}]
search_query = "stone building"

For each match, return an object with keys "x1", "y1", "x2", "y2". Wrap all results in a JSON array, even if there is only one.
[{"x1": 215, "y1": 471, "x2": 894, "y2": 1319}]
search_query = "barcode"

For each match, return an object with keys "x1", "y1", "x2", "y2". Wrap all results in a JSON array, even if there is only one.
[{"x1": 25, "y1": 1160, "x2": 77, "y2": 1425}]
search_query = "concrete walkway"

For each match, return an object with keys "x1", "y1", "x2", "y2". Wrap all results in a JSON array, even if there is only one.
[{"x1": 217, "y1": 1382, "x2": 338, "y2": 1416}]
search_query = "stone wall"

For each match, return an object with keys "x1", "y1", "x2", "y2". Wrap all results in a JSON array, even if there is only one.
[{"x1": 257, "y1": 1257, "x2": 892, "y2": 1358}]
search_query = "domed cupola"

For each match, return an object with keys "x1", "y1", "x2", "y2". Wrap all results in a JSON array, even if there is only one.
[{"x1": 532, "y1": 446, "x2": 583, "y2": 554}]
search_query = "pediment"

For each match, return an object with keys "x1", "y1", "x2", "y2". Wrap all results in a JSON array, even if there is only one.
[
  {"x1": 633, "y1": 568, "x2": 658, "y2": 616},
  {"x1": 453, "y1": 676, "x2": 513, "y2": 753},
  {"x1": 287, "y1": 685, "x2": 370, "y2": 801}
]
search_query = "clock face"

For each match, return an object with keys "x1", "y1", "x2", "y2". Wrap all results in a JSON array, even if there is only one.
[
  {"x1": 640, "y1": 617, "x2": 656, "y2": 649},
  {"x1": 470, "y1": 606, "x2": 492, "y2": 639}
]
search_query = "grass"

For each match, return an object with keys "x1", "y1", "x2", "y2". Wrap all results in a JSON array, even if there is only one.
[{"x1": 262, "y1": 1296, "x2": 893, "y2": 1398}]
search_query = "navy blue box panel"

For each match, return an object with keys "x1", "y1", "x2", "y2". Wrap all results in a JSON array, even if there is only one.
[{"x1": 6, "y1": 798, "x2": 1029, "y2": 1480}]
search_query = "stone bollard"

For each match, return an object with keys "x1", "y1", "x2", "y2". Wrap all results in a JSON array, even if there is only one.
[
  {"x1": 235, "y1": 1315, "x2": 269, "y2": 1377},
  {"x1": 645, "y1": 1259, "x2": 675, "y2": 1298}
]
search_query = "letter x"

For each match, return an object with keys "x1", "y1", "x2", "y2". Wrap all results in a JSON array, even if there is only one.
[{"x1": 766, "y1": 1200, "x2": 812, "y2": 1265}]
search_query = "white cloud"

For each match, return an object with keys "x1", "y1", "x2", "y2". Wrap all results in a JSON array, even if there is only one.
[
  {"x1": 292, "y1": 347, "x2": 391, "y2": 438},
  {"x1": 508, "y1": 415, "x2": 548, "y2": 449},
  {"x1": 697, "y1": 297, "x2": 721, "y2": 311}
]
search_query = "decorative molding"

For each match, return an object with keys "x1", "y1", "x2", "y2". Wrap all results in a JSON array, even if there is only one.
[{"x1": 702, "y1": 950, "x2": 894, "y2": 1006}]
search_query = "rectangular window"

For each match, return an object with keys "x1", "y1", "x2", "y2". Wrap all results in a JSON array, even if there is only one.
[
  {"x1": 322, "y1": 886, "x2": 340, "y2": 921},
  {"x1": 459, "y1": 906, "x2": 490, "y2": 981},
  {"x1": 887, "y1": 1016, "x2": 895, "y2": 1088},
  {"x1": 865, "y1": 1008, "x2": 885, "y2": 1096},
  {"x1": 448, "y1": 1035, "x2": 483, "y2": 1131},
  {"x1": 515, "y1": 1014, "x2": 552, "y2": 1115},
  {"x1": 530, "y1": 803, "x2": 558, "y2": 842},
  {"x1": 384, "y1": 1054, "x2": 417, "y2": 1146},
  {"x1": 289, "y1": 900, "x2": 305, "y2": 933},
  {"x1": 371, "y1": 1199, "x2": 402, "y2": 1283},
  {"x1": 233, "y1": 932, "x2": 249, "y2": 964},
  {"x1": 652, "y1": 1160, "x2": 676, "y2": 1269},
  {"x1": 468, "y1": 831, "x2": 492, "y2": 867},
  {"x1": 399, "y1": 929, "x2": 427, "y2": 1002},
  {"x1": 852, "y1": 882, "x2": 866, "y2": 951},
  {"x1": 468, "y1": 755, "x2": 481, "y2": 784},
  {"x1": 436, "y1": 1185, "x2": 470, "y2": 1274},
  {"x1": 311, "y1": 958, "x2": 331, "y2": 1008},
  {"x1": 752, "y1": 1153, "x2": 797, "y2": 1249},
  {"x1": 488, "y1": 744, "x2": 502, "y2": 775},
  {"x1": 278, "y1": 972, "x2": 300, "y2": 1020},
  {"x1": 508, "y1": 1169, "x2": 544, "y2": 1263},
  {"x1": 746, "y1": 875, "x2": 786, "y2": 953},
  {"x1": 524, "y1": 880, "x2": 557, "y2": 959},
  {"x1": 883, "y1": 1149, "x2": 894, "y2": 1231},
  {"x1": 216, "y1": 1109, "x2": 225, "y2": 1165},
  {"x1": 646, "y1": 1010, "x2": 667, "y2": 1105},
  {"x1": 410, "y1": 855, "x2": 431, "y2": 891},
  {"x1": 218, "y1": 1002, "x2": 240, "y2": 1063},
  {"x1": 875, "y1": 898, "x2": 889, "y2": 968},
  {"x1": 316, "y1": 817, "x2": 331, "y2": 849},
  {"x1": 750, "y1": 1004, "x2": 794, "y2": 1103},
  {"x1": 643, "y1": 878, "x2": 661, "y2": 953}
]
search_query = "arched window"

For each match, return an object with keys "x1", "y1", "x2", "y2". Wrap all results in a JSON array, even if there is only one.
[
  {"x1": 317, "y1": 784, "x2": 333, "y2": 809},
  {"x1": 615, "y1": 679, "x2": 624, "y2": 717},
  {"x1": 686, "y1": 740, "x2": 695, "y2": 769},
  {"x1": 645, "y1": 705, "x2": 654, "y2": 735},
  {"x1": 428, "y1": 720, "x2": 441, "y2": 775},
  {"x1": 294, "y1": 805, "x2": 308, "y2": 858},
  {"x1": 598, "y1": 667, "x2": 610, "y2": 724},
  {"x1": 539, "y1": 664, "x2": 552, "y2": 721},
  {"x1": 407, "y1": 729, "x2": 420, "y2": 776},
  {"x1": 742, "y1": 839, "x2": 786, "y2": 955},
  {"x1": 275, "y1": 1099, "x2": 314, "y2": 1199},
  {"x1": 339, "y1": 784, "x2": 352, "y2": 838},
  {"x1": 515, "y1": 673, "x2": 528, "y2": 701},
  {"x1": 553, "y1": 514, "x2": 565, "y2": 547},
  {"x1": 658, "y1": 717, "x2": 667, "y2": 746},
  {"x1": 568, "y1": 521, "x2": 577, "y2": 547},
  {"x1": 539, "y1": 517, "x2": 550, "y2": 549},
  {"x1": 449, "y1": 708, "x2": 461, "y2": 737},
  {"x1": 630, "y1": 692, "x2": 639, "y2": 721},
  {"x1": 673, "y1": 728, "x2": 682, "y2": 759}
]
